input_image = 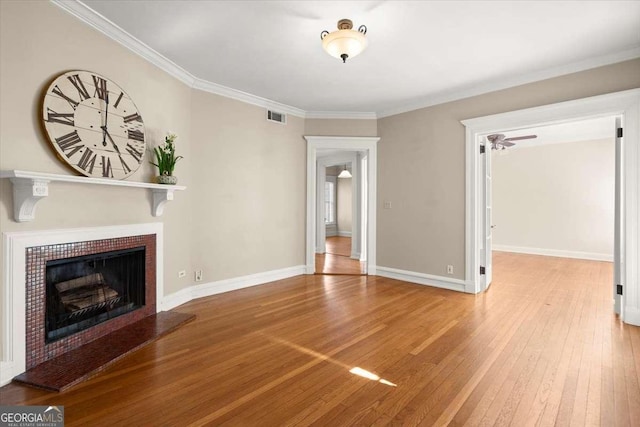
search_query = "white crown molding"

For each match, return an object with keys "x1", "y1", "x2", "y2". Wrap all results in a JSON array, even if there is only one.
[
  {"x1": 377, "y1": 46, "x2": 640, "y2": 118},
  {"x1": 52, "y1": 0, "x2": 310, "y2": 117},
  {"x1": 54, "y1": 1, "x2": 639, "y2": 122},
  {"x1": 192, "y1": 78, "x2": 306, "y2": 118},
  {"x1": 305, "y1": 111, "x2": 377, "y2": 120},
  {"x1": 52, "y1": 0, "x2": 372, "y2": 120},
  {"x1": 52, "y1": 0, "x2": 196, "y2": 87}
]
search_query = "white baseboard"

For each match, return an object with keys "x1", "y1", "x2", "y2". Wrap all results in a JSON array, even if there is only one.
[
  {"x1": 0, "y1": 361, "x2": 16, "y2": 387},
  {"x1": 338, "y1": 231, "x2": 352, "y2": 237},
  {"x1": 161, "y1": 287, "x2": 192, "y2": 312},
  {"x1": 0, "y1": 265, "x2": 306, "y2": 387},
  {"x1": 376, "y1": 266, "x2": 467, "y2": 293},
  {"x1": 623, "y1": 306, "x2": 640, "y2": 327},
  {"x1": 161, "y1": 265, "x2": 306, "y2": 311},
  {"x1": 493, "y1": 245, "x2": 613, "y2": 262}
]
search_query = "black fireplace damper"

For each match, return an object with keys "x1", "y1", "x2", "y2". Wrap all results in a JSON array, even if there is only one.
[{"x1": 45, "y1": 246, "x2": 145, "y2": 343}]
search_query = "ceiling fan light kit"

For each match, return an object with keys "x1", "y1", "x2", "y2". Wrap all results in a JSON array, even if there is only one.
[
  {"x1": 487, "y1": 133, "x2": 537, "y2": 150},
  {"x1": 321, "y1": 19, "x2": 368, "y2": 63}
]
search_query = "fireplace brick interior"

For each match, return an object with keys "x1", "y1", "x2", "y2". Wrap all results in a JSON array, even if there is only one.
[{"x1": 25, "y1": 234, "x2": 156, "y2": 369}]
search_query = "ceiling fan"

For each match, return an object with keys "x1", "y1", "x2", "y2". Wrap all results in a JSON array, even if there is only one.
[{"x1": 487, "y1": 133, "x2": 537, "y2": 150}]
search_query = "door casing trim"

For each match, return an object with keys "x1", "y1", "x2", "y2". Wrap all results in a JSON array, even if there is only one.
[
  {"x1": 305, "y1": 136, "x2": 380, "y2": 274},
  {"x1": 462, "y1": 89, "x2": 640, "y2": 326}
]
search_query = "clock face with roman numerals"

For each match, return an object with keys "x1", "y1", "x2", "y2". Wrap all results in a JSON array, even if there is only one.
[{"x1": 42, "y1": 70, "x2": 145, "y2": 179}]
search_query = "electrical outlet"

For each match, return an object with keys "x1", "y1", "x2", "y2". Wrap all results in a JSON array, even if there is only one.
[
  {"x1": 195, "y1": 270, "x2": 203, "y2": 282},
  {"x1": 178, "y1": 270, "x2": 186, "y2": 278},
  {"x1": 383, "y1": 201, "x2": 392, "y2": 209},
  {"x1": 447, "y1": 265, "x2": 454, "y2": 275}
]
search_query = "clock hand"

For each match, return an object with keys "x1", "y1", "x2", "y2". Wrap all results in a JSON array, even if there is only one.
[
  {"x1": 103, "y1": 128, "x2": 121, "y2": 155},
  {"x1": 104, "y1": 92, "x2": 109, "y2": 127},
  {"x1": 102, "y1": 94, "x2": 109, "y2": 147}
]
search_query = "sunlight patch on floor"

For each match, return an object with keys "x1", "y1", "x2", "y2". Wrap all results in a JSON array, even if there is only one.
[{"x1": 259, "y1": 333, "x2": 397, "y2": 387}]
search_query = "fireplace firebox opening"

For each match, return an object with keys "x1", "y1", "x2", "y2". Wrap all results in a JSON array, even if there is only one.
[{"x1": 45, "y1": 246, "x2": 146, "y2": 343}]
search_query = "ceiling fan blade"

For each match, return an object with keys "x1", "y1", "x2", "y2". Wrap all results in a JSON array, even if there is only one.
[
  {"x1": 501, "y1": 141, "x2": 516, "y2": 147},
  {"x1": 487, "y1": 134, "x2": 505, "y2": 143},
  {"x1": 504, "y1": 135, "x2": 537, "y2": 142}
]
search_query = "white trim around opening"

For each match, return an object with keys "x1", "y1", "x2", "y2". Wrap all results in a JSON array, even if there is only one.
[
  {"x1": 304, "y1": 136, "x2": 380, "y2": 275},
  {"x1": 462, "y1": 88, "x2": 640, "y2": 326}
]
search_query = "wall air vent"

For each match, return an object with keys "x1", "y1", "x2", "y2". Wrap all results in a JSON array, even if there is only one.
[{"x1": 267, "y1": 110, "x2": 287, "y2": 124}]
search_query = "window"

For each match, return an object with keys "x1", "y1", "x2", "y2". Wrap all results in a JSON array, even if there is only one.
[{"x1": 325, "y1": 177, "x2": 336, "y2": 225}]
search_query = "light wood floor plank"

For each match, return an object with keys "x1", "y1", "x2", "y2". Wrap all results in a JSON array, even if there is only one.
[
  {"x1": 315, "y1": 236, "x2": 365, "y2": 275},
  {"x1": 1, "y1": 252, "x2": 638, "y2": 426}
]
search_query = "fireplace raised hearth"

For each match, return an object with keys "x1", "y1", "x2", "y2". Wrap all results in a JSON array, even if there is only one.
[
  {"x1": 45, "y1": 247, "x2": 146, "y2": 343},
  {"x1": 0, "y1": 224, "x2": 167, "y2": 386}
]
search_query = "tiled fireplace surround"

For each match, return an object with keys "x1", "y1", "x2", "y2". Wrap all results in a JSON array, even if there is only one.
[
  {"x1": 25, "y1": 235, "x2": 156, "y2": 369},
  {"x1": 1, "y1": 223, "x2": 163, "y2": 384}
]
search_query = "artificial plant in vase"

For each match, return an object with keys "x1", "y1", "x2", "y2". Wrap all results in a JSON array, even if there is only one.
[{"x1": 151, "y1": 132, "x2": 183, "y2": 184}]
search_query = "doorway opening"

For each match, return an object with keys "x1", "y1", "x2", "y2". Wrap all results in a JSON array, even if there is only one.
[
  {"x1": 316, "y1": 159, "x2": 365, "y2": 274},
  {"x1": 482, "y1": 116, "x2": 617, "y2": 310},
  {"x1": 463, "y1": 89, "x2": 640, "y2": 326},
  {"x1": 304, "y1": 136, "x2": 379, "y2": 276}
]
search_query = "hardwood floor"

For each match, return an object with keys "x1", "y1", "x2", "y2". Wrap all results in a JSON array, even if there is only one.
[
  {"x1": 326, "y1": 236, "x2": 352, "y2": 257},
  {"x1": 1, "y1": 252, "x2": 638, "y2": 426},
  {"x1": 315, "y1": 236, "x2": 366, "y2": 275}
]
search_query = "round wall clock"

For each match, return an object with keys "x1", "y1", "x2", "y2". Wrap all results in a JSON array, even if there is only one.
[{"x1": 42, "y1": 70, "x2": 145, "y2": 179}]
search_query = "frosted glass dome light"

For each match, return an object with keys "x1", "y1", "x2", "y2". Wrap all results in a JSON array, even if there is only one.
[{"x1": 321, "y1": 19, "x2": 368, "y2": 63}]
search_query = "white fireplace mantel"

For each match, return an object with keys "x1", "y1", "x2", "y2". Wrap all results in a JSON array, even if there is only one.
[
  {"x1": 0, "y1": 170, "x2": 186, "y2": 222},
  {"x1": 0, "y1": 223, "x2": 164, "y2": 386}
]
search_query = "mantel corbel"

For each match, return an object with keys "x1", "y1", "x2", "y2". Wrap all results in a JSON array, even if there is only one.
[
  {"x1": 152, "y1": 188, "x2": 174, "y2": 217},
  {"x1": 9, "y1": 177, "x2": 50, "y2": 222}
]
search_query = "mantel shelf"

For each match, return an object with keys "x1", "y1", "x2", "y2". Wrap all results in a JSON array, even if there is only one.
[{"x1": 0, "y1": 170, "x2": 186, "y2": 222}]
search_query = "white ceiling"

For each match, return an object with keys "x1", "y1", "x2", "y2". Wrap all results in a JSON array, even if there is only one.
[
  {"x1": 79, "y1": 0, "x2": 640, "y2": 116},
  {"x1": 491, "y1": 116, "x2": 615, "y2": 150}
]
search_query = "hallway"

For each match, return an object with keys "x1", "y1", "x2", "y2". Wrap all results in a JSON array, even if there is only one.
[{"x1": 315, "y1": 236, "x2": 365, "y2": 275}]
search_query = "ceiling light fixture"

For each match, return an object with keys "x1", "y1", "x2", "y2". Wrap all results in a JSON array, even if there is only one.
[
  {"x1": 321, "y1": 19, "x2": 368, "y2": 63},
  {"x1": 338, "y1": 164, "x2": 352, "y2": 178}
]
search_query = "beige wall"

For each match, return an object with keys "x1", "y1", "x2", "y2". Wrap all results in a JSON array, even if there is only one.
[
  {"x1": 305, "y1": 118, "x2": 377, "y2": 137},
  {"x1": 326, "y1": 166, "x2": 340, "y2": 176},
  {"x1": 492, "y1": 139, "x2": 614, "y2": 258},
  {"x1": 189, "y1": 91, "x2": 306, "y2": 281},
  {"x1": 0, "y1": 0, "x2": 194, "y2": 296},
  {"x1": 2, "y1": 1, "x2": 640, "y2": 361},
  {"x1": 0, "y1": 0, "x2": 194, "y2": 354},
  {"x1": 337, "y1": 178, "x2": 352, "y2": 234},
  {"x1": 377, "y1": 58, "x2": 640, "y2": 279},
  {"x1": 0, "y1": 0, "x2": 307, "y2": 357}
]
